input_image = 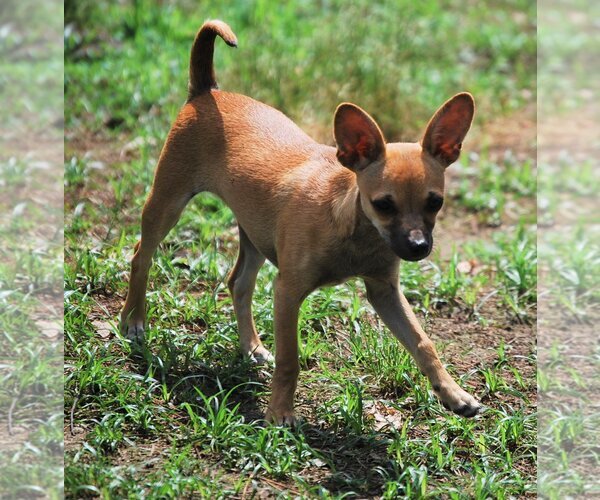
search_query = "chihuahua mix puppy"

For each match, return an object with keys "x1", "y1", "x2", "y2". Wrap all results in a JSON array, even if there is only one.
[{"x1": 121, "y1": 20, "x2": 481, "y2": 424}]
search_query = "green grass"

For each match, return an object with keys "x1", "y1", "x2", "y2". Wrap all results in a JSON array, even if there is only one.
[
  {"x1": 65, "y1": 0, "x2": 535, "y2": 142},
  {"x1": 65, "y1": 0, "x2": 536, "y2": 497},
  {"x1": 454, "y1": 151, "x2": 536, "y2": 227},
  {"x1": 537, "y1": 215, "x2": 600, "y2": 498},
  {"x1": 0, "y1": 0, "x2": 63, "y2": 132},
  {"x1": 538, "y1": 0, "x2": 599, "y2": 113}
]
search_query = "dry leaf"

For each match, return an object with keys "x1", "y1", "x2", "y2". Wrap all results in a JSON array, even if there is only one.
[
  {"x1": 92, "y1": 320, "x2": 113, "y2": 339},
  {"x1": 36, "y1": 320, "x2": 63, "y2": 339},
  {"x1": 457, "y1": 260, "x2": 473, "y2": 274},
  {"x1": 366, "y1": 401, "x2": 403, "y2": 431},
  {"x1": 457, "y1": 259, "x2": 481, "y2": 276}
]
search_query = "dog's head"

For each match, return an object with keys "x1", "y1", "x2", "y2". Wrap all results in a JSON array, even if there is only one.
[{"x1": 333, "y1": 93, "x2": 474, "y2": 261}]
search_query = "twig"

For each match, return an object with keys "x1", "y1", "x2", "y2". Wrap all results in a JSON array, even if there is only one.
[
  {"x1": 7, "y1": 396, "x2": 18, "y2": 435},
  {"x1": 262, "y1": 477, "x2": 299, "y2": 495},
  {"x1": 70, "y1": 395, "x2": 79, "y2": 435},
  {"x1": 241, "y1": 473, "x2": 254, "y2": 500}
]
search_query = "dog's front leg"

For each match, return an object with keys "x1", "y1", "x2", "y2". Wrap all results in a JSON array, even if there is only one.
[
  {"x1": 364, "y1": 277, "x2": 482, "y2": 417},
  {"x1": 265, "y1": 275, "x2": 303, "y2": 425}
]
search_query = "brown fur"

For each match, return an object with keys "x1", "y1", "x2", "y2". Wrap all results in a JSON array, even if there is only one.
[{"x1": 121, "y1": 20, "x2": 481, "y2": 424}]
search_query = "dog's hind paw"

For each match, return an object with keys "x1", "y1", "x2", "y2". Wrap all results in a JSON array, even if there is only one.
[
  {"x1": 246, "y1": 345, "x2": 274, "y2": 365},
  {"x1": 120, "y1": 320, "x2": 146, "y2": 344},
  {"x1": 265, "y1": 408, "x2": 297, "y2": 427}
]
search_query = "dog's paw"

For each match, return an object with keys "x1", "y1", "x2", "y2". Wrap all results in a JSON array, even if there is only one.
[
  {"x1": 120, "y1": 320, "x2": 146, "y2": 344},
  {"x1": 265, "y1": 407, "x2": 297, "y2": 427},
  {"x1": 434, "y1": 382, "x2": 482, "y2": 418},
  {"x1": 245, "y1": 345, "x2": 274, "y2": 365}
]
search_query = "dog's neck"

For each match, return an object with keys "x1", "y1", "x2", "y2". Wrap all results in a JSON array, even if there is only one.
[
  {"x1": 326, "y1": 169, "x2": 398, "y2": 280},
  {"x1": 320, "y1": 147, "x2": 390, "y2": 252},
  {"x1": 330, "y1": 174, "x2": 359, "y2": 238},
  {"x1": 330, "y1": 170, "x2": 381, "y2": 241}
]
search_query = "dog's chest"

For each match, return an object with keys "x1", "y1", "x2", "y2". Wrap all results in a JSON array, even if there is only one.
[{"x1": 316, "y1": 226, "x2": 397, "y2": 287}]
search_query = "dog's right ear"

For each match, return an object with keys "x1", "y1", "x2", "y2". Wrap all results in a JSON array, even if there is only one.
[{"x1": 334, "y1": 103, "x2": 386, "y2": 171}]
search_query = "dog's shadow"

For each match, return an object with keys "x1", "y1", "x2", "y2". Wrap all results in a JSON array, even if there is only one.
[
  {"x1": 127, "y1": 345, "x2": 397, "y2": 496},
  {"x1": 298, "y1": 421, "x2": 397, "y2": 495},
  {"x1": 126, "y1": 340, "x2": 265, "y2": 419}
]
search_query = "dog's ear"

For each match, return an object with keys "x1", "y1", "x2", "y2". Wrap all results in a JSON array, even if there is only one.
[
  {"x1": 422, "y1": 92, "x2": 474, "y2": 168},
  {"x1": 334, "y1": 103, "x2": 385, "y2": 171}
]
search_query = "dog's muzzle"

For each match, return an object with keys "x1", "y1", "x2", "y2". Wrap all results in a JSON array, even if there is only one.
[{"x1": 390, "y1": 229, "x2": 432, "y2": 261}]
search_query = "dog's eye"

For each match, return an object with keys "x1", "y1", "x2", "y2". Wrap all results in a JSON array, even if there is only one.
[
  {"x1": 426, "y1": 194, "x2": 444, "y2": 212},
  {"x1": 371, "y1": 197, "x2": 396, "y2": 214}
]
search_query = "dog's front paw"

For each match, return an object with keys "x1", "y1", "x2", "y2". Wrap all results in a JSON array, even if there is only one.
[
  {"x1": 434, "y1": 381, "x2": 482, "y2": 418},
  {"x1": 246, "y1": 345, "x2": 274, "y2": 365},
  {"x1": 265, "y1": 406, "x2": 297, "y2": 427}
]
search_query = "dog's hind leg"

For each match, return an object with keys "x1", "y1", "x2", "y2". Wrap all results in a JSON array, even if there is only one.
[
  {"x1": 227, "y1": 225, "x2": 272, "y2": 364},
  {"x1": 120, "y1": 183, "x2": 192, "y2": 340}
]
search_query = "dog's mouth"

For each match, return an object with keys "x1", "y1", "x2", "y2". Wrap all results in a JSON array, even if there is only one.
[
  {"x1": 392, "y1": 246, "x2": 431, "y2": 262},
  {"x1": 395, "y1": 245, "x2": 432, "y2": 261}
]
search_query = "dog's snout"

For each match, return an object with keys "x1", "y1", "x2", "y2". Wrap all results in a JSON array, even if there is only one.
[
  {"x1": 388, "y1": 228, "x2": 432, "y2": 261},
  {"x1": 407, "y1": 229, "x2": 428, "y2": 253}
]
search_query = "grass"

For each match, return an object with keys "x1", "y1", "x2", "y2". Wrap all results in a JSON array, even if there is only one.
[
  {"x1": 64, "y1": 0, "x2": 536, "y2": 497},
  {"x1": 65, "y1": 0, "x2": 535, "y2": 142},
  {"x1": 537, "y1": 182, "x2": 600, "y2": 497},
  {"x1": 453, "y1": 151, "x2": 536, "y2": 227}
]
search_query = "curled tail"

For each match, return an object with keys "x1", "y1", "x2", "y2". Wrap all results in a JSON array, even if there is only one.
[{"x1": 188, "y1": 20, "x2": 237, "y2": 99}]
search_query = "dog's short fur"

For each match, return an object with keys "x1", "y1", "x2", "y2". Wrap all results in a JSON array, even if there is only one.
[{"x1": 121, "y1": 20, "x2": 481, "y2": 424}]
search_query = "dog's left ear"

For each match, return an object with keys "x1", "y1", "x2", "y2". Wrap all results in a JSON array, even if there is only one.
[
  {"x1": 334, "y1": 103, "x2": 386, "y2": 171},
  {"x1": 422, "y1": 92, "x2": 474, "y2": 168}
]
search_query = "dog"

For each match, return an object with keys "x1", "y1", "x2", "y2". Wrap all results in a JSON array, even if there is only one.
[{"x1": 120, "y1": 20, "x2": 481, "y2": 424}]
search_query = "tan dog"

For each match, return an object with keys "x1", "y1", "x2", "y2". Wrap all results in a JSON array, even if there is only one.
[{"x1": 120, "y1": 20, "x2": 481, "y2": 424}]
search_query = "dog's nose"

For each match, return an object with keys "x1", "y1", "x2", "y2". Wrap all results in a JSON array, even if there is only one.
[{"x1": 407, "y1": 230, "x2": 429, "y2": 254}]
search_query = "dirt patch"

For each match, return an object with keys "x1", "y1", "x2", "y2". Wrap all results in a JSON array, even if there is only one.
[
  {"x1": 434, "y1": 204, "x2": 504, "y2": 260},
  {"x1": 476, "y1": 104, "x2": 536, "y2": 162},
  {"x1": 0, "y1": 427, "x2": 31, "y2": 453},
  {"x1": 65, "y1": 129, "x2": 125, "y2": 166}
]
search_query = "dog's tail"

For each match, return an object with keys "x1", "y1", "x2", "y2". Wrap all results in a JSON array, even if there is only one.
[{"x1": 188, "y1": 20, "x2": 237, "y2": 99}]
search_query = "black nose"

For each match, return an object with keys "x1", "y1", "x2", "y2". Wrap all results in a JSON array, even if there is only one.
[{"x1": 407, "y1": 230, "x2": 429, "y2": 254}]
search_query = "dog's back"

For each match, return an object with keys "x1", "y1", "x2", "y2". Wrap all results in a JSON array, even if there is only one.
[
  {"x1": 171, "y1": 91, "x2": 326, "y2": 258},
  {"x1": 151, "y1": 20, "x2": 354, "y2": 262}
]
